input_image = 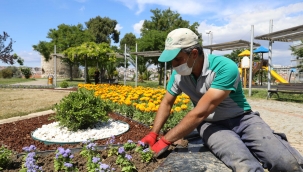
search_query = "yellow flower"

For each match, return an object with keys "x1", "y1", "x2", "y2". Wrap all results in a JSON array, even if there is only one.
[
  {"x1": 182, "y1": 99, "x2": 190, "y2": 104},
  {"x1": 174, "y1": 106, "x2": 182, "y2": 112},
  {"x1": 145, "y1": 107, "x2": 151, "y2": 112},
  {"x1": 181, "y1": 104, "x2": 188, "y2": 110},
  {"x1": 124, "y1": 99, "x2": 132, "y2": 106}
]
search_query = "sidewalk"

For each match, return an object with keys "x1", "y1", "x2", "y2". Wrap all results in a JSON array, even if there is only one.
[{"x1": 0, "y1": 110, "x2": 54, "y2": 125}]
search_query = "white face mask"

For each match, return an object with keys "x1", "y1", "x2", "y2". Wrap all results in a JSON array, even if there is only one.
[{"x1": 174, "y1": 53, "x2": 196, "y2": 75}]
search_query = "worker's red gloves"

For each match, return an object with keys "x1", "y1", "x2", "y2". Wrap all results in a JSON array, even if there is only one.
[
  {"x1": 151, "y1": 136, "x2": 172, "y2": 157},
  {"x1": 140, "y1": 132, "x2": 158, "y2": 147}
]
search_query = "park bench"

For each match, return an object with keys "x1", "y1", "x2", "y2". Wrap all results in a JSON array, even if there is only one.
[
  {"x1": 267, "y1": 83, "x2": 303, "y2": 99},
  {"x1": 100, "y1": 78, "x2": 119, "y2": 85}
]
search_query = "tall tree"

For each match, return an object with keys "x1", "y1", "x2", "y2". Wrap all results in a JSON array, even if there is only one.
[
  {"x1": 63, "y1": 42, "x2": 115, "y2": 83},
  {"x1": 120, "y1": 33, "x2": 136, "y2": 50},
  {"x1": 290, "y1": 40, "x2": 303, "y2": 72},
  {"x1": 138, "y1": 8, "x2": 200, "y2": 85},
  {"x1": 33, "y1": 24, "x2": 94, "y2": 80},
  {"x1": 85, "y1": 16, "x2": 120, "y2": 44},
  {"x1": 224, "y1": 49, "x2": 244, "y2": 65},
  {"x1": 0, "y1": 32, "x2": 23, "y2": 65}
]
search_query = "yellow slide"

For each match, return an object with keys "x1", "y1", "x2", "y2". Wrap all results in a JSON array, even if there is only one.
[{"x1": 263, "y1": 66, "x2": 288, "y2": 83}]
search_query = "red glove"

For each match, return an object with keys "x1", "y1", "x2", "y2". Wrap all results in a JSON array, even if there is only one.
[
  {"x1": 140, "y1": 132, "x2": 158, "y2": 147},
  {"x1": 151, "y1": 136, "x2": 171, "y2": 157}
]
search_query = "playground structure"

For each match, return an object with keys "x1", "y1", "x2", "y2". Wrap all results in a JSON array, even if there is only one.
[{"x1": 238, "y1": 59, "x2": 288, "y2": 87}]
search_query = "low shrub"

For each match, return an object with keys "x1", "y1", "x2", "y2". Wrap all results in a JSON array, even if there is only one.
[
  {"x1": 0, "y1": 145, "x2": 13, "y2": 170},
  {"x1": 53, "y1": 88, "x2": 111, "y2": 131},
  {"x1": 60, "y1": 81, "x2": 69, "y2": 88},
  {"x1": 0, "y1": 68, "x2": 13, "y2": 78},
  {"x1": 20, "y1": 68, "x2": 32, "y2": 79}
]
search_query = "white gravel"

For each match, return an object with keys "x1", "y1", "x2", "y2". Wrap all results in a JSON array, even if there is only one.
[{"x1": 32, "y1": 119, "x2": 129, "y2": 143}]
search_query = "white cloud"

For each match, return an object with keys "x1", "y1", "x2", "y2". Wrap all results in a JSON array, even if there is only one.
[
  {"x1": 114, "y1": 0, "x2": 137, "y2": 9},
  {"x1": 79, "y1": 6, "x2": 85, "y2": 11},
  {"x1": 115, "y1": 24, "x2": 123, "y2": 31},
  {"x1": 133, "y1": 20, "x2": 144, "y2": 35},
  {"x1": 115, "y1": 0, "x2": 207, "y2": 15},
  {"x1": 15, "y1": 51, "x2": 41, "y2": 67},
  {"x1": 201, "y1": 2, "x2": 303, "y2": 40},
  {"x1": 196, "y1": 2, "x2": 303, "y2": 65}
]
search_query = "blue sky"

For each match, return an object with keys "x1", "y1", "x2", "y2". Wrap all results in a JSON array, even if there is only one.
[{"x1": 1, "y1": 0, "x2": 303, "y2": 67}]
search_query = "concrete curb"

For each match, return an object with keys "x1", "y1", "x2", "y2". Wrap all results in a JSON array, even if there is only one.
[{"x1": 0, "y1": 109, "x2": 55, "y2": 125}]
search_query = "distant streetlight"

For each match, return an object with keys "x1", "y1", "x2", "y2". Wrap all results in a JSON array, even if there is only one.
[{"x1": 206, "y1": 31, "x2": 213, "y2": 45}]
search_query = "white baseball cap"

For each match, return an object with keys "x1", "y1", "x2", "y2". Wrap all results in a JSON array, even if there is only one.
[{"x1": 158, "y1": 28, "x2": 198, "y2": 62}]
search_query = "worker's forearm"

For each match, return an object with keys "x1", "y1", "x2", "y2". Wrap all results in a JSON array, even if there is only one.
[
  {"x1": 151, "y1": 103, "x2": 172, "y2": 134},
  {"x1": 164, "y1": 110, "x2": 207, "y2": 143}
]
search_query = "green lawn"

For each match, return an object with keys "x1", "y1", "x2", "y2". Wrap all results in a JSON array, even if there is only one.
[{"x1": 0, "y1": 78, "x2": 36, "y2": 84}]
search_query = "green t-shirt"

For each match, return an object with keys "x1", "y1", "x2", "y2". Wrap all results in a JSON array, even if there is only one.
[{"x1": 167, "y1": 54, "x2": 251, "y2": 121}]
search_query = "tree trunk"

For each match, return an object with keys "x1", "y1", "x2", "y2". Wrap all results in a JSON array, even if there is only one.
[
  {"x1": 85, "y1": 58, "x2": 89, "y2": 83},
  {"x1": 69, "y1": 63, "x2": 73, "y2": 81},
  {"x1": 158, "y1": 65, "x2": 163, "y2": 86}
]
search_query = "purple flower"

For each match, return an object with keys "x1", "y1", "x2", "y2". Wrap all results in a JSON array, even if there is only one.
[
  {"x1": 65, "y1": 149, "x2": 71, "y2": 154},
  {"x1": 127, "y1": 140, "x2": 133, "y2": 143},
  {"x1": 125, "y1": 154, "x2": 132, "y2": 160},
  {"x1": 23, "y1": 149, "x2": 42, "y2": 171},
  {"x1": 109, "y1": 135, "x2": 115, "y2": 144},
  {"x1": 29, "y1": 145, "x2": 36, "y2": 151},
  {"x1": 64, "y1": 162, "x2": 73, "y2": 168},
  {"x1": 86, "y1": 142, "x2": 97, "y2": 150},
  {"x1": 62, "y1": 153, "x2": 69, "y2": 158},
  {"x1": 137, "y1": 141, "x2": 145, "y2": 146},
  {"x1": 143, "y1": 148, "x2": 150, "y2": 153},
  {"x1": 57, "y1": 147, "x2": 65, "y2": 155},
  {"x1": 100, "y1": 163, "x2": 109, "y2": 170},
  {"x1": 69, "y1": 154, "x2": 74, "y2": 159},
  {"x1": 92, "y1": 157, "x2": 100, "y2": 163},
  {"x1": 22, "y1": 146, "x2": 29, "y2": 152},
  {"x1": 118, "y1": 147, "x2": 125, "y2": 154}
]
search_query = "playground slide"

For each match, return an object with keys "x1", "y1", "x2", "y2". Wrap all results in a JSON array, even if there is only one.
[{"x1": 263, "y1": 66, "x2": 288, "y2": 83}]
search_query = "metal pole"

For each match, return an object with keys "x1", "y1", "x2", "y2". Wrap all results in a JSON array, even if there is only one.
[
  {"x1": 267, "y1": 19, "x2": 273, "y2": 92},
  {"x1": 164, "y1": 62, "x2": 167, "y2": 89},
  {"x1": 210, "y1": 32, "x2": 213, "y2": 45},
  {"x1": 249, "y1": 25, "x2": 254, "y2": 96},
  {"x1": 54, "y1": 45, "x2": 57, "y2": 87},
  {"x1": 268, "y1": 41, "x2": 272, "y2": 90},
  {"x1": 135, "y1": 43, "x2": 138, "y2": 87},
  {"x1": 124, "y1": 44, "x2": 126, "y2": 86}
]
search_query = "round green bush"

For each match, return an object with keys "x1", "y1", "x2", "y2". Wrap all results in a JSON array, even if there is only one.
[
  {"x1": 60, "y1": 81, "x2": 69, "y2": 88},
  {"x1": 53, "y1": 88, "x2": 111, "y2": 131}
]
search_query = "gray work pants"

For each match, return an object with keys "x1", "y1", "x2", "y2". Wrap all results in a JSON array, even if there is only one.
[{"x1": 197, "y1": 111, "x2": 303, "y2": 172}]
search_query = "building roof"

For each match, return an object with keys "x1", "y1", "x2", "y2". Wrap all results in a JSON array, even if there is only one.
[
  {"x1": 254, "y1": 24, "x2": 303, "y2": 42},
  {"x1": 203, "y1": 40, "x2": 260, "y2": 51},
  {"x1": 130, "y1": 51, "x2": 162, "y2": 57}
]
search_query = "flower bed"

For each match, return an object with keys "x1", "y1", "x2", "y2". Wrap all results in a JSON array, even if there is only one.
[
  {"x1": 0, "y1": 112, "x2": 168, "y2": 171},
  {"x1": 2, "y1": 139, "x2": 166, "y2": 171},
  {"x1": 79, "y1": 84, "x2": 192, "y2": 132},
  {"x1": 0, "y1": 84, "x2": 193, "y2": 171}
]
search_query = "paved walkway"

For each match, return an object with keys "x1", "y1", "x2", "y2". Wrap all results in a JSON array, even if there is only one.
[{"x1": 0, "y1": 110, "x2": 54, "y2": 125}]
